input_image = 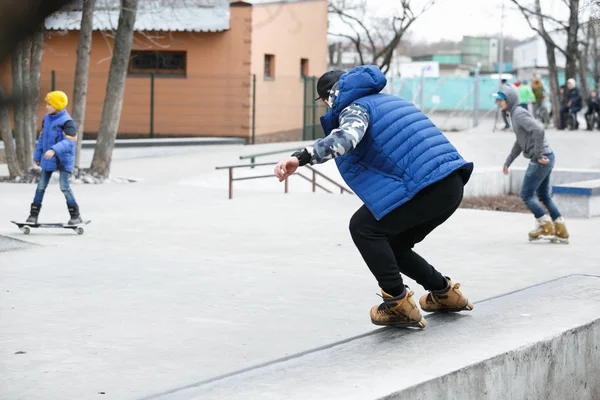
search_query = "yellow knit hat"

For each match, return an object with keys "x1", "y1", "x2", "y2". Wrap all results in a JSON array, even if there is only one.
[{"x1": 45, "y1": 90, "x2": 68, "y2": 112}]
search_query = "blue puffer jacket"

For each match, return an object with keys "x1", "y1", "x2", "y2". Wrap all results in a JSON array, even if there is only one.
[
  {"x1": 321, "y1": 65, "x2": 474, "y2": 220},
  {"x1": 34, "y1": 109, "x2": 76, "y2": 173}
]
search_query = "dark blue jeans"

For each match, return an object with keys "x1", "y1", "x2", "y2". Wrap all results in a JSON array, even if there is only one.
[
  {"x1": 33, "y1": 170, "x2": 77, "y2": 207},
  {"x1": 520, "y1": 152, "x2": 561, "y2": 220}
]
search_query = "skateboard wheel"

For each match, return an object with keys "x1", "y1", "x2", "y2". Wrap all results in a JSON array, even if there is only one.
[
  {"x1": 23, "y1": 227, "x2": 30, "y2": 235},
  {"x1": 76, "y1": 227, "x2": 84, "y2": 235}
]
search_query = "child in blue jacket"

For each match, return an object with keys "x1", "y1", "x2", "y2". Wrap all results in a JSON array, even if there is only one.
[{"x1": 25, "y1": 90, "x2": 83, "y2": 225}]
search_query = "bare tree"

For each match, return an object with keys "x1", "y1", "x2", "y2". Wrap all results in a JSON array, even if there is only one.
[
  {"x1": 29, "y1": 24, "x2": 44, "y2": 154},
  {"x1": 328, "y1": 0, "x2": 435, "y2": 74},
  {"x1": 9, "y1": 26, "x2": 45, "y2": 174},
  {"x1": 11, "y1": 43, "x2": 27, "y2": 168},
  {"x1": 0, "y1": 87, "x2": 22, "y2": 178},
  {"x1": 73, "y1": 0, "x2": 96, "y2": 169},
  {"x1": 590, "y1": 19, "x2": 600, "y2": 89},
  {"x1": 565, "y1": 0, "x2": 581, "y2": 80},
  {"x1": 578, "y1": 19, "x2": 593, "y2": 99},
  {"x1": 509, "y1": 0, "x2": 580, "y2": 80},
  {"x1": 90, "y1": 0, "x2": 139, "y2": 178},
  {"x1": 510, "y1": 0, "x2": 579, "y2": 128}
]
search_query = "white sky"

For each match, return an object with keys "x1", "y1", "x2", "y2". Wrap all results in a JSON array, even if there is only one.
[{"x1": 329, "y1": 0, "x2": 595, "y2": 43}]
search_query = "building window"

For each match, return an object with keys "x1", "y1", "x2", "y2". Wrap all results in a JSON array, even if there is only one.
[
  {"x1": 264, "y1": 54, "x2": 275, "y2": 79},
  {"x1": 128, "y1": 51, "x2": 186, "y2": 76},
  {"x1": 300, "y1": 58, "x2": 309, "y2": 78}
]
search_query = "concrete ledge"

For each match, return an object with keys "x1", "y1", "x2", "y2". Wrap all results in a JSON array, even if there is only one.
[
  {"x1": 0, "y1": 235, "x2": 38, "y2": 252},
  {"x1": 463, "y1": 167, "x2": 509, "y2": 198},
  {"x1": 143, "y1": 274, "x2": 600, "y2": 400},
  {"x1": 509, "y1": 168, "x2": 600, "y2": 196},
  {"x1": 552, "y1": 179, "x2": 600, "y2": 196},
  {"x1": 551, "y1": 179, "x2": 600, "y2": 218}
]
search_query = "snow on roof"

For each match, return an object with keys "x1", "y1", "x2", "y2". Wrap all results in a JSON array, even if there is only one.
[{"x1": 45, "y1": 0, "x2": 230, "y2": 32}]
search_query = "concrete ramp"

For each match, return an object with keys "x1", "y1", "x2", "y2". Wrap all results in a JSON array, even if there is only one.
[{"x1": 144, "y1": 274, "x2": 600, "y2": 400}]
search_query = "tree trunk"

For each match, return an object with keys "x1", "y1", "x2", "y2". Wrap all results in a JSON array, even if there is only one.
[
  {"x1": 533, "y1": 0, "x2": 561, "y2": 128},
  {"x1": 578, "y1": 48, "x2": 590, "y2": 101},
  {"x1": 19, "y1": 39, "x2": 34, "y2": 169},
  {"x1": 73, "y1": 0, "x2": 95, "y2": 169},
  {"x1": 90, "y1": 0, "x2": 138, "y2": 178},
  {"x1": 564, "y1": 0, "x2": 580, "y2": 80},
  {"x1": 546, "y1": 43, "x2": 561, "y2": 128},
  {"x1": 0, "y1": 86, "x2": 22, "y2": 178},
  {"x1": 29, "y1": 25, "x2": 44, "y2": 155},
  {"x1": 591, "y1": 20, "x2": 600, "y2": 90},
  {"x1": 11, "y1": 43, "x2": 26, "y2": 169}
]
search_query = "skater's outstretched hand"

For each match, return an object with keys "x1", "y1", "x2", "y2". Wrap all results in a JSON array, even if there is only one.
[
  {"x1": 502, "y1": 165, "x2": 509, "y2": 175},
  {"x1": 274, "y1": 157, "x2": 299, "y2": 182},
  {"x1": 43, "y1": 149, "x2": 55, "y2": 160}
]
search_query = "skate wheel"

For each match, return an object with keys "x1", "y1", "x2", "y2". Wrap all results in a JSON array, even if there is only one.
[
  {"x1": 23, "y1": 226, "x2": 30, "y2": 235},
  {"x1": 465, "y1": 302, "x2": 474, "y2": 311},
  {"x1": 417, "y1": 318, "x2": 427, "y2": 329},
  {"x1": 76, "y1": 227, "x2": 84, "y2": 235}
]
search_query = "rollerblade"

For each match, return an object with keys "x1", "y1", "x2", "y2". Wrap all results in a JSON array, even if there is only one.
[
  {"x1": 552, "y1": 217, "x2": 569, "y2": 244},
  {"x1": 370, "y1": 287, "x2": 427, "y2": 328},
  {"x1": 67, "y1": 205, "x2": 83, "y2": 225},
  {"x1": 419, "y1": 277, "x2": 473, "y2": 313},
  {"x1": 26, "y1": 203, "x2": 41, "y2": 225},
  {"x1": 528, "y1": 215, "x2": 555, "y2": 242}
]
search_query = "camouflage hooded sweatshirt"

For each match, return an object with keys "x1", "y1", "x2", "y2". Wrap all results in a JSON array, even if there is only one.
[{"x1": 296, "y1": 81, "x2": 369, "y2": 165}]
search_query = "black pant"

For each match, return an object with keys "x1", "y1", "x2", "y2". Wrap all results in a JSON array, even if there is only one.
[{"x1": 349, "y1": 170, "x2": 465, "y2": 296}]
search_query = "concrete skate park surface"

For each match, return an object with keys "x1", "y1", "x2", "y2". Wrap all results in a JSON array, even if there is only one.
[
  {"x1": 144, "y1": 274, "x2": 600, "y2": 400},
  {"x1": 1, "y1": 124, "x2": 599, "y2": 399}
]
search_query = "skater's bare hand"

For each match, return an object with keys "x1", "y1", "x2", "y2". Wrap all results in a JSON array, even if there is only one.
[
  {"x1": 35, "y1": 161, "x2": 40, "y2": 166},
  {"x1": 538, "y1": 156, "x2": 550, "y2": 165},
  {"x1": 502, "y1": 165, "x2": 509, "y2": 175},
  {"x1": 43, "y1": 149, "x2": 55, "y2": 160},
  {"x1": 274, "y1": 157, "x2": 299, "y2": 182}
]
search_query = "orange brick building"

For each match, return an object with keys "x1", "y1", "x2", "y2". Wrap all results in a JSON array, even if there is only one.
[{"x1": 1, "y1": 0, "x2": 328, "y2": 142}]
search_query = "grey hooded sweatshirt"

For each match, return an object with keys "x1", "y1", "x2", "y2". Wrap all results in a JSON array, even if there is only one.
[{"x1": 501, "y1": 83, "x2": 552, "y2": 167}]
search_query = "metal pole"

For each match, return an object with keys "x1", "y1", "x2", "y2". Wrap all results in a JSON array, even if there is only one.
[
  {"x1": 312, "y1": 76, "x2": 317, "y2": 139},
  {"x1": 419, "y1": 68, "x2": 425, "y2": 109},
  {"x1": 312, "y1": 169, "x2": 316, "y2": 192},
  {"x1": 51, "y1": 70, "x2": 56, "y2": 91},
  {"x1": 302, "y1": 76, "x2": 307, "y2": 141},
  {"x1": 228, "y1": 167, "x2": 233, "y2": 199},
  {"x1": 494, "y1": 0, "x2": 505, "y2": 132},
  {"x1": 474, "y1": 65, "x2": 480, "y2": 127},
  {"x1": 498, "y1": 0, "x2": 505, "y2": 86},
  {"x1": 252, "y1": 74, "x2": 257, "y2": 145},
  {"x1": 149, "y1": 73, "x2": 155, "y2": 138}
]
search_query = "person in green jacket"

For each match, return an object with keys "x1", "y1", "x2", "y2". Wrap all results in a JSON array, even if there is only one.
[{"x1": 518, "y1": 80, "x2": 536, "y2": 110}]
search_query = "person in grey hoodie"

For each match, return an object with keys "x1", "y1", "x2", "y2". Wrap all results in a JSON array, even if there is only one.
[{"x1": 496, "y1": 83, "x2": 570, "y2": 243}]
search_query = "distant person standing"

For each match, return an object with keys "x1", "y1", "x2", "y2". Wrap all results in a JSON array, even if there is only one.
[
  {"x1": 584, "y1": 90, "x2": 599, "y2": 130},
  {"x1": 560, "y1": 78, "x2": 583, "y2": 130},
  {"x1": 518, "y1": 80, "x2": 536, "y2": 110},
  {"x1": 530, "y1": 74, "x2": 546, "y2": 115}
]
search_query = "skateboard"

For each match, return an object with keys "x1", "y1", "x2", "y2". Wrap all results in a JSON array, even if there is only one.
[{"x1": 11, "y1": 220, "x2": 91, "y2": 235}]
